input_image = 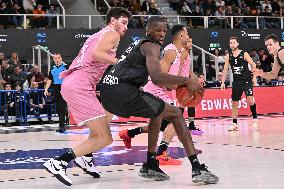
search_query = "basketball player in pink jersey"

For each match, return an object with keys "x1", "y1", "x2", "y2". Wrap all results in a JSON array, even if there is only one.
[
  {"x1": 43, "y1": 7, "x2": 131, "y2": 186},
  {"x1": 119, "y1": 25, "x2": 202, "y2": 165}
]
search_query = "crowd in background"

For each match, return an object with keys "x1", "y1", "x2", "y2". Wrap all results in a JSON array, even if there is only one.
[{"x1": 0, "y1": 0, "x2": 59, "y2": 28}]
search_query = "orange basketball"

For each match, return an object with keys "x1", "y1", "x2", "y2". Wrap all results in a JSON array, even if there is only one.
[{"x1": 176, "y1": 85, "x2": 204, "y2": 107}]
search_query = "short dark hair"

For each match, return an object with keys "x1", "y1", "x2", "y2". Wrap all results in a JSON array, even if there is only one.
[
  {"x1": 230, "y1": 36, "x2": 239, "y2": 42},
  {"x1": 146, "y1": 16, "x2": 165, "y2": 28},
  {"x1": 170, "y1": 24, "x2": 186, "y2": 37},
  {"x1": 105, "y1": 7, "x2": 132, "y2": 25},
  {"x1": 264, "y1": 34, "x2": 279, "y2": 42},
  {"x1": 4, "y1": 82, "x2": 11, "y2": 88}
]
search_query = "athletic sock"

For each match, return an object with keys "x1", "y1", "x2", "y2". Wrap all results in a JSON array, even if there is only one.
[
  {"x1": 188, "y1": 154, "x2": 201, "y2": 169},
  {"x1": 250, "y1": 103, "x2": 257, "y2": 119},
  {"x1": 128, "y1": 127, "x2": 143, "y2": 138},
  {"x1": 56, "y1": 149, "x2": 76, "y2": 163},
  {"x1": 157, "y1": 141, "x2": 169, "y2": 156},
  {"x1": 147, "y1": 151, "x2": 157, "y2": 166}
]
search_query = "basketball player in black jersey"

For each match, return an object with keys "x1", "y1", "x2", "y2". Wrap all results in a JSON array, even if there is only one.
[
  {"x1": 100, "y1": 17, "x2": 219, "y2": 184},
  {"x1": 221, "y1": 36, "x2": 259, "y2": 131},
  {"x1": 254, "y1": 34, "x2": 284, "y2": 80}
]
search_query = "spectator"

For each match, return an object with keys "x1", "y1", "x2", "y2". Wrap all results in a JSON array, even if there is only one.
[
  {"x1": 11, "y1": 3, "x2": 25, "y2": 28},
  {"x1": 0, "y1": 52, "x2": 5, "y2": 65},
  {"x1": 1, "y1": 59, "x2": 14, "y2": 82},
  {"x1": 271, "y1": 0, "x2": 281, "y2": 15},
  {"x1": 11, "y1": 82, "x2": 28, "y2": 126},
  {"x1": 234, "y1": 7, "x2": 247, "y2": 28},
  {"x1": 243, "y1": 5, "x2": 256, "y2": 28},
  {"x1": 201, "y1": 0, "x2": 216, "y2": 15},
  {"x1": 191, "y1": 5, "x2": 203, "y2": 27},
  {"x1": 0, "y1": 65, "x2": 6, "y2": 90},
  {"x1": 225, "y1": 5, "x2": 234, "y2": 28},
  {"x1": 148, "y1": 2, "x2": 162, "y2": 15},
  {"x1": 36, "y1": 0, "x2": 49, "y2": 11},
  {"x1": 31, "y1": 4, "x2": 46, "y2": 28},
  {"x1": 141, "y1": 0, "x2": 151, "y2": 12},
  {"x1": 28, "y1": 65, "x2": 44, "y2": 86},
  {"x1": 214, "y1": 6, "x2": 226, "y2": 28},
  {"x1": 0, "y1": 2, "x2": 12, "y2": 28},
  {"x1": 0, "y1": 83, "x2": 13, "y2": 127},
  {"x1": 215, "y1": 0, "x2": 225, "y2": 7},
  {"x1": 46, "y1": 4, "x2": 58, "y2": 28},
  {"x1": 10, "y1": 65, "x2": 27, "y2": 86},
  {"x1": 8, "y1": 52, "x2": 19, "y2": 66},
  {"x1": 250, "y1": 49, "x2": 260, "y2": 63},
  {"x1": 261, "y1": 0, "x2": 272, "y2": 12},
  {"x1": 29, "y1": 82, "x2": 44, "y2": 125},
  {"x1": 23, "y1": 0, "x2": 36, "y2": 13},
  {"x1": 190, "y1": 0, "x2": 201, "y2": 13},
  {"x1": 205, "y1": 9, "x2": 214, "y2": 28},
  {"x1": 131, "y1": 0, "x2": 141, "y2": 12}
]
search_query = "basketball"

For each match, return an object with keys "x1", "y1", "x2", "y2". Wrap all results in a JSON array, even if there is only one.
[{"x1": 176, "y1": 85, "x2": 204, "y2": 107}]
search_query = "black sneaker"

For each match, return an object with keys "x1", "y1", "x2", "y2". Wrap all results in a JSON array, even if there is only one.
[
  {"x1": 188, "y1": 123, "x2": 204, "y2": 135},
  {"x1": 138, "y1": 160, "x2": 170, "y2": 181},
  {"x1": 192, "y1": 164, "x2": 219, "y2": 184},
  {"x1": 56, "y1": 126, "x2": 66, "y2": 133},
  {"x1": 4, "y1": 122, "x2": 12, "y2": 127},
  {"x1": 47, "y1": 120, "x2": 56, "y2": 124}
]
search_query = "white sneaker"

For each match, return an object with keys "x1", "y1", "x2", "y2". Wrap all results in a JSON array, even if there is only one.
[
  {"x1": 228, "y1": 123, "x2": 239, "y2": 131},
  {"x1": 74, "y1": 156, "x2": 100, "y2": 178},
  {"x1": 252, "y1": 119, "x2": 259, "y2": 130},
  {"x1": 43, "y1": 158, "x2": 72, "y2": 186}
]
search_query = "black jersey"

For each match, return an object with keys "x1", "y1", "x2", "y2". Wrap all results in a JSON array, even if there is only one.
[
  {"x1": 102, "y1": 37, "x2": 162, "y2": 88},
  {"x1": 229, "y1": 50, "x2": 252, "y2": 82}
]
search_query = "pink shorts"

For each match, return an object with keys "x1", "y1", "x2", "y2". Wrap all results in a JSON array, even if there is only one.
[
  {"x1": 61, "y1": 70, "x2": 106, "y2": 126},
  {"x1": 143, "y1": 80, "x2": 173, "y2": 104}
]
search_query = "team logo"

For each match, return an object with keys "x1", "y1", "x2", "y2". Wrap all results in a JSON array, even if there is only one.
[
  {"x1": 211, "y1": 32, "x2": 219, "y2": 38},
  {"x1": 36, "y1": 32, "x2": 46, "y2": 43},
  {"x1": 241, "y1": 31, "x2": 260, "y2": 40}
]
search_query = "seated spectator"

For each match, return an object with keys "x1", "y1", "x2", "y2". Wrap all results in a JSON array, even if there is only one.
[
  {"x1": 271, "y1": 0, "x2": 281, "y2": 15},
  {"x1": 46, "y1": 4, "x2": 58, "y2": 28},
  {"x1": 36, "y1": 0, "x2": 49, "y2": 11},
  {"x1": 180, "y1": 1, "x2": 192, "y2": 25},
  {"x1": 2, "y1": 59, "x2": 14, "y2": 82},
  {"x1": 42, "y1": 75, "x2": 55, "y2": 123},
  {"x1": 141, "y1": 0, "x2": 151, "y2": 12},
  {"x1": 191, "y1": 5, "x2": 203, "y2": 27},
  {"x1": 214, "y1": 6, "x2": 226, "y2": 28},
  {"x1": 0, "y1": 83, "x2": 13, "y2": 127},
  {"x1": 8, "y1": 52, "x2": 19, "y2": 66},
  {"x1": 243, "y1": 6, "x2": 256, "y2": 28},
  {"x1": 10, "y1": 65, "x2": 27, "y2": 86},
  {"x1": 250, "y1": 49, "x2": 260, "y2": 63},
  {"x1": 261, "y1": 0, "x2": 272, "y2": 12},
  {"x1": 201, "y1": 0, "x2": 216, "y2": 15},
  {"x1": 215, "y1": 0, "x2": 225, "y2": 7},
  {"x1": 0, "y1": 52, "x2": 5, "y2": 65},
  {"x1": 0, "y1": 65, "x2": 6, "y2": 90},
  {"x1": 148, "y1": 2, "x2": 162, "y2": 15},
  {"x1": 28, "y1": 65, "x2": 44, "y2": 87},
  {"x1": 130, "y1": 0, "x2": 141, "y2": 12},
  {"x1": 205, "y1": 9, "x2": 215, "y2": 28},
  {"x1": 29, "y1": 82, "x2": 44, "y2": 125},
  {"x1": 225, "y1": 5, "x2": 234, "y2": 28},
  {"x1": 11, "y1": 82, "x2": 28, "y2": 126},
  {"x1": 31, "y1": 4, "x2": 46, "y2": 28},
  {"x1": 0, "y1": 2, "x2": 13, "y2": 28},
  {"x1": 11, "y1": 3, "x2": 25, "y2": 28},
  {"x1": 234, "y1": 7, "x2": 247, "y2": 28},
  {"x1": 23, "y1": 0, "x2": 36, "y2": 13}
]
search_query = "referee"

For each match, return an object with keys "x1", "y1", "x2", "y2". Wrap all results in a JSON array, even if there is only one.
[{"x1": 44, "y1": 53, "x2": 68, "y2": 133}]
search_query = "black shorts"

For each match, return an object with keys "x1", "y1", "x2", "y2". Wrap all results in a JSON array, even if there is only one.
[
  {"x1": 101, "y1": 84, "x2": 165, "y2": 119},
  {"x1": 232, "y1": 81, "x2": 253, "y2": 101}
]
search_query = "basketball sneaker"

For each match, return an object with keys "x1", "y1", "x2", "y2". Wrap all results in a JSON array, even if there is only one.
[
  {"x1": 188, "y1": 123, "x2": 204, "y2": 135},
  {"x1": 192, "y1": 164, "x2": 219, "y2": 184},
  {"x1": 74, "y1": 156, "x2": 100, "y2": 178},
  {"x1": 119, "y1": 129, "x2": 132, "y2": 149},
  {"x1": 228, "y1": 123, "x2": 239, "y2": 131},
  {"x1": 252, "y1": 119, "x2": 259, "y2": 130},
  {"x1": 43, "y1": 158, "x2": 72, "y2": 186},
  {"x1": 157, "y1": 152, "x2": 182, "y2": 165},
  {"x1": 138, "y1": 159, "x2": 170, "y2": 181}
]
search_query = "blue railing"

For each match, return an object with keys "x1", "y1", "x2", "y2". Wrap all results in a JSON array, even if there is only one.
[{"x1": 0, "y1": 89, "x2": 57, "y2": 126}]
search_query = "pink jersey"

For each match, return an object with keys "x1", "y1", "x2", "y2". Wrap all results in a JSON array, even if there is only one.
[
  {"x1": 179, "y1": 49, "x2": 190, "y2": 77},
  {"x1": 61, "y1": 26, "x2": 116, "y2": 88},
  {"x1": 143, "y1": 43, "x2": 185, "y2": 104},
  {"x1": 60, "y1": 27, "x2": 117, "y2": 125}
]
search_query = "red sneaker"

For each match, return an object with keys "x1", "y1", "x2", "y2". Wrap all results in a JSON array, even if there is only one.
[
  {"x1": 157, "y1": 152, "x2": 182, "y2": 165},
  {"x1": 119, "y1": 129, "x2": 132, "y2": 149}
]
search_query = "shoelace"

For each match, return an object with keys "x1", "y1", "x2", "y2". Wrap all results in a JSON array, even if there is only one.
[{"x1": 59, "y1": 162, "x2": 67, "y2": 173}]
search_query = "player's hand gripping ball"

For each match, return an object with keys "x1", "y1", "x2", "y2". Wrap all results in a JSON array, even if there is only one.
[{"x1": 176, "y1": 85, "x2": 204, "y2": 107}]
